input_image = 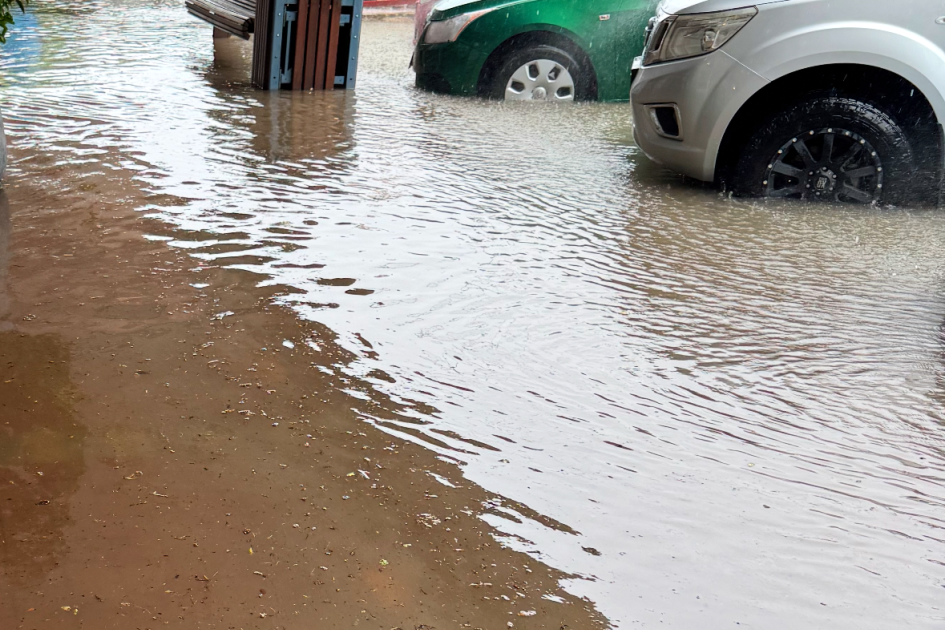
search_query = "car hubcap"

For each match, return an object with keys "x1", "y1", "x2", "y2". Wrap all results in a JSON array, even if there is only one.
[
  {"x1": 505, "y1": 60, "x2": 575, "y2": 102},
  {"x1": 762, "y1": 128, "x2": 884, "y2": 204}
]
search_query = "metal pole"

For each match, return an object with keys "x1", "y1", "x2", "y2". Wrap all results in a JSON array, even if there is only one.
[
  {"x1": 267, "y1": 0, "x2": 288, "y2": 89},
  {"x1": 346, "y1": 0, "x2": 364, "y2": 89}
]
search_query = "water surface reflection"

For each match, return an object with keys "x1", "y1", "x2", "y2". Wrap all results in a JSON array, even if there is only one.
[{"x1": 2, "y1": 3, "x2": 945, "y2": 628}]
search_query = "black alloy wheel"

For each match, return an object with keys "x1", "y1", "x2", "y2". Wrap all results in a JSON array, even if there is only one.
[
  {"x1": 763, "y1": 128, "x2": 883, "y2": 203},
  {"x1": 733, "y1": 97, "x2": 916, "y2": 205}
]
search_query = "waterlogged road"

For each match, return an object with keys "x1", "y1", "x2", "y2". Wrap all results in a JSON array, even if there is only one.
[{"x1": 3, "y1": 2, "x2": 945, "y2": 627}]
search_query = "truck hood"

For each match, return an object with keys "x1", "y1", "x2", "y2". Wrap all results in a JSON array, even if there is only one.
[{"x1": 660, "y1": 0, "x2": 786, "y2": 14}]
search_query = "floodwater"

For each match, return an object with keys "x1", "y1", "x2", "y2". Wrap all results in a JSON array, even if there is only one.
[{"x1": 2, "y1": 1, "x2": 945, "y2": 627}]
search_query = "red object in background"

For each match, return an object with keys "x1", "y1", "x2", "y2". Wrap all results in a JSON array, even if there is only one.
[
  {"x1": 362, "y1": 0, "x2": 429, "y2": 44},
  {"x1": 414, "y1": 0, "x2": 436, "y2": 42}
]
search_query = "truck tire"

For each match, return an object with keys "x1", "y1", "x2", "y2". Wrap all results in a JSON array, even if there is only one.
[{"x1": 732, "y1": 97, "x2": 917, "y2": 205}]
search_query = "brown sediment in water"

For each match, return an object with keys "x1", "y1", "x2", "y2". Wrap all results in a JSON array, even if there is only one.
[{"x1": 0, "y1": 163, "x2": 607, "y2": 628}]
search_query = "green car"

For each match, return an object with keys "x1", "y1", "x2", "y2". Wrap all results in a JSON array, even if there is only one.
[{"x1": 413, "y1": 0, "x2": 658, "y2": 103}]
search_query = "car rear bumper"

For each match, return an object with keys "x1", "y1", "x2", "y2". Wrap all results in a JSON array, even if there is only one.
[{"x1": 630, "y1": 50, "x2": 768, "y2": 182}]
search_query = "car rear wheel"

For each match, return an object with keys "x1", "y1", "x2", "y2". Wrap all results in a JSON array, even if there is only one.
[
  {"x1": 488, "y1": 44, "x2": 592, "y2": 102},
  {"x1": 732, "y1": 97, "x2": 916, "y2": 204}
]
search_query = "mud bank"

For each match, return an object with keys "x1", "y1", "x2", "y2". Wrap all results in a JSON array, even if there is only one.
[{"x1": 0, "y1": 165, "x2": 607, "y2": 629}]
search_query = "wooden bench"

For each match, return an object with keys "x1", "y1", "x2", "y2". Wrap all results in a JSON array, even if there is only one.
[
  {"x1": 186, "y1": 0, "x2": 257, "y2": 39},
  {"x1": 186, "y1": 0, "x2": 365, "y2": 90}
]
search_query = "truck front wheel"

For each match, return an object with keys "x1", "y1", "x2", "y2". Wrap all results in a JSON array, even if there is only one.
[{"x1": 732, "y1": 97, "x2": 917, "y2": 205}]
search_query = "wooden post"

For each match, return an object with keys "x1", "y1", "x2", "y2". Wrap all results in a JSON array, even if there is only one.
[
  {"x1": 292, "y1": 0, "x2": 312, "y2": 90},
  {"x1": 323, "y1": 0, "x2": 343, "y2": 89},
  {"x1": 308, "y1": 0, "x2": 328, "y2": 89}
]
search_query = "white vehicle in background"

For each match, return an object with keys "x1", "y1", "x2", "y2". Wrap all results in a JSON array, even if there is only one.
[{"x1": 630, "y1": 0, "x2": 945, "y2": 205}]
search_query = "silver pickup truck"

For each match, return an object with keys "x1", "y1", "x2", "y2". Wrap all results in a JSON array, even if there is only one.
[{"x1": 631, "y1": 0, "x2": 945, "y2": 205}]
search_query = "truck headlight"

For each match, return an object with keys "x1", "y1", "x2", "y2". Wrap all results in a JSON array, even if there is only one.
[
  {"x1": 422, "y1": 9, "x2": 494, "y2": 45},
  {"x1": 643, "y1": 7, "x2": 756, "y2": 65}
]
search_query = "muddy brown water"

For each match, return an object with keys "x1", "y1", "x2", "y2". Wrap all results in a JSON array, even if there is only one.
[{"x1": 1, "y1": 2, "x2": 945, "y2": 628}]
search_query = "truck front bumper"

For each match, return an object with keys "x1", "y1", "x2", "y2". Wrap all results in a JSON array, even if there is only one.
[{"x1": 630, "y1": 50, "x2": 768, "y2": 182}]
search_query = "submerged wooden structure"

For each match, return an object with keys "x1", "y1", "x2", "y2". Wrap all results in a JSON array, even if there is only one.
[{"x1": 186, "y1": 0, "x2": 365, "y2": 91}]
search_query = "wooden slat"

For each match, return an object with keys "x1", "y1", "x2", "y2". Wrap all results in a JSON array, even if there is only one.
[
  {"x1": 192, "y1": 0, "x2": 256, "y2": 19},
  {"x1": 312, "y1": 0, "x2": 332, "y2": 90},
  {"x1": 303, "y1": 0, "x2": 324, "y2": 90},
  {"x1": 323, "y1": 0, "x2": 343, "y2": 89},
  {"x1": 251, "y1": 0, "x2": 272, "y2": 88},
  {"x1": 186, "y1": 3, "x2": 253, "y2": 39},
  {"x1": 292, "y1": 0, "x2": 312, "y2": 90},
  {"x1": 233, "y1": 0, "x2": 257, "y2": 13}
]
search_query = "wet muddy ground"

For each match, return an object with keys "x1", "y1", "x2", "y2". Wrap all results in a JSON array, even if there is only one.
[
  {"x1": 2, "y1": 2, "x2": 945, "y2": 629},
  {"x1": 1, "y1": 174, "x2": 602, "y2": 630}
]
